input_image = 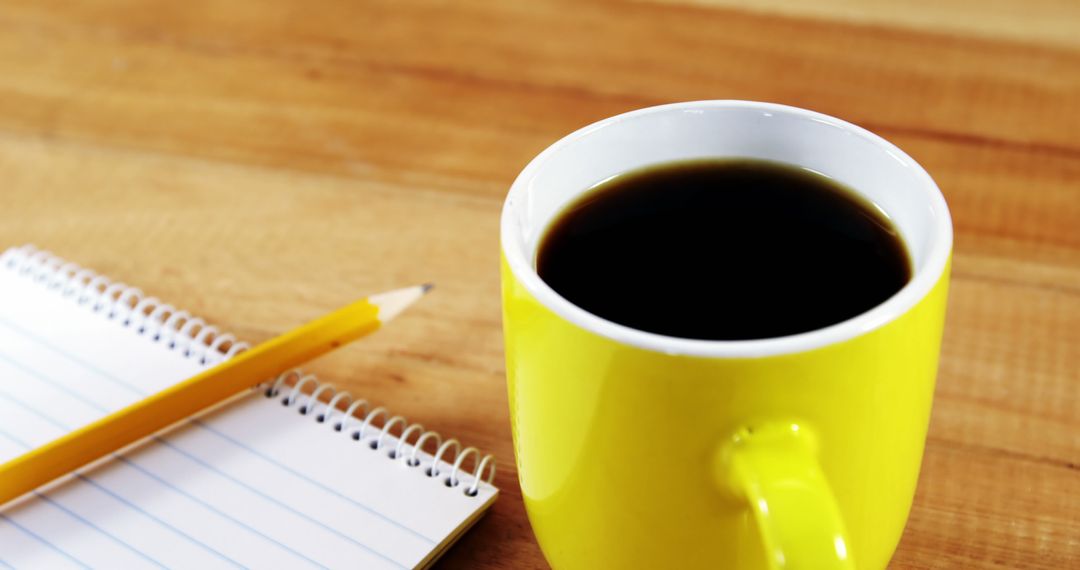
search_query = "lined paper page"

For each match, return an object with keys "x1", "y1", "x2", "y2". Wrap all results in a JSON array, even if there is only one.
[{"x1": 0, "y1": 248, "x2": 497, "y2": 569}]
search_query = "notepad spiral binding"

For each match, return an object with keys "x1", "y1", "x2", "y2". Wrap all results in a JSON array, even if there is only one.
[
  {"x1": 1, "y1": 244, "x2": 496, "y2": 498},
  {"x1": 263, "y1": 371, "x2": 496, "y2": 497},
  {"x1": 0, "y1": 244, "x2": 249, "y2": 366}
]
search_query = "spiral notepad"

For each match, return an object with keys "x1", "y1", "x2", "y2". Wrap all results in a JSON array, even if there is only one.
[{"x1": 0, "y1": 245, "x2": 497, "y2": 570}]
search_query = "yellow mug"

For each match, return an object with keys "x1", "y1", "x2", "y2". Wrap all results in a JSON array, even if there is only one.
[{"x1": 501, "y1": 101, "x2": 952, "y2": 569}]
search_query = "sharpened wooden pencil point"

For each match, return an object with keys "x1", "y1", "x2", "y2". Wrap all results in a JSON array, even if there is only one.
[{"x1": 369, "y1": 284, "x2": 430, "y2": 323}]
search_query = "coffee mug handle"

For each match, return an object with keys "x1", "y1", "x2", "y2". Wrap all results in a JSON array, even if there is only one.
[{"x1": 717, "y1": 422, "x2": 855, "y2": 569}]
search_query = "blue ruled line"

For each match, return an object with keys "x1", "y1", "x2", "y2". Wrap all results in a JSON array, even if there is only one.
[
  {"x1": 0, "y1": 389, "x2": 71, "y2": 433},
  {"x1": 0, "y1": 317, "x2": 148, "y2": 395},
  {"x1": 115, "y1": 457, "x2": 329, "y2": 570},
  {"x1": 35, "y1": 493, "x2": 170, "y2": 570},
  {"x1": 156, "y1": 437, "x2": 405, "y2": 567},
  {"x1": 0, "y1": 417, "x2": 161, "y2": 569},
  {"x1": 1, "y1": 363, "x2": 419, "y2": 565},
  {"x1": 0, "y1": 427, "x2": 33, "y2": 450},
  {"x1": 0, "y1": 513, "x2": 90, "y2": 570},
  {"x1": 0, "y1": 392, "x2": 313, "y2": 568},
  {"x1": 0, "y1": 429, "x2": 245, "y2": 569},
  {"x1": 0, "y1": 556, "x2": 14, "y2": 569},
  {"x1": 76, "y1": 476, "x2": 246, "y2": 570},
  {"x1": 1, "y1": 315, "x2": 437, "y2": 547},
  {"x1": 193, "y1": 419, "x2": 435, "y2": 545},
  {"x1": 0, "y1": 351, "x2": 111, "y2": 415}
]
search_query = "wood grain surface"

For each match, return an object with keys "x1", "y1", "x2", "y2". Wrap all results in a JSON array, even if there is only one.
[{"x1": 1, "y1": 1, "x2": 1077, "y2": 567}]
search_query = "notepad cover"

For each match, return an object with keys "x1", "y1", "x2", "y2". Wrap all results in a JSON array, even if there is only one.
[{"x1": 0, "y1": 246, "x2": 497, "y2": 570}]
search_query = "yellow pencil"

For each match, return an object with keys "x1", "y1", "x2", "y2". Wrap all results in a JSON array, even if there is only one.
[{"x1": 0, "y1": 284, "x2": 431, "y2": 507}]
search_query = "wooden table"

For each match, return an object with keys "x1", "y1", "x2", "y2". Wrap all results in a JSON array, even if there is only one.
[{"x1": 1, "y1": 1, "x2": 1076, "y2": 567}]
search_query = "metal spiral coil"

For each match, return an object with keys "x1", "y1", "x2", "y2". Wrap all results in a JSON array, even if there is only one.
[
  {"x1": 265, "y1": 371, "x2": 496, "y2": 497},
  {"x1": 0, "y1": 245, "x2": 248, "y2": 365}
]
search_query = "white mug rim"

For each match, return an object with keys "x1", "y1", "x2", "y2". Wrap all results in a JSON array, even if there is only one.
[{"x1": 501, "y1": 100, "x2": 953, "y2": 358}]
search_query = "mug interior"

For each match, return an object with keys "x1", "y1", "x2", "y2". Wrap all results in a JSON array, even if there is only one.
[{"x1": 501, "y1": 101, "x2": 952, "y2": 357}]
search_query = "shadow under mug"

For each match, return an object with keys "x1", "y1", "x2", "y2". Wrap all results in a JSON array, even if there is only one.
[{"x1": 501, "y1": 101, "x2": 952, "y2": 569}]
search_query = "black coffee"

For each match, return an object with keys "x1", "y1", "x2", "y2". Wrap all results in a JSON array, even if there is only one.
[{"x1": 537, "y1": 159, "x2": 912, "y2": 341}]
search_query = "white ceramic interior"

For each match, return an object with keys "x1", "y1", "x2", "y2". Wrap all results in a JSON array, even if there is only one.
[{"x1": 501, "y1": 101, "x2": 952, "y2": 358}]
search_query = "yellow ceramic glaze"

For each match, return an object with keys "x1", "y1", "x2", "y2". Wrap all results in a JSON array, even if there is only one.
[
  {"x1": 501, "y1": 101, "x2": 953, "y2": 569},
  {"x1": 503, "y1": 257, "x2": 949, "y2": 569}
]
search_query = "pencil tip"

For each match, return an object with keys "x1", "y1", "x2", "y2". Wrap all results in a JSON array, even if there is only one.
[{"x1": 368, "y1": 285, "x2": 431, "y2": 323}]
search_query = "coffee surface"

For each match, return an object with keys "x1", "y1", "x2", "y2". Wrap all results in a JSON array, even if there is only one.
[{"x1": 536, "y1": 159, "x2": 912, "y2": 340}]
